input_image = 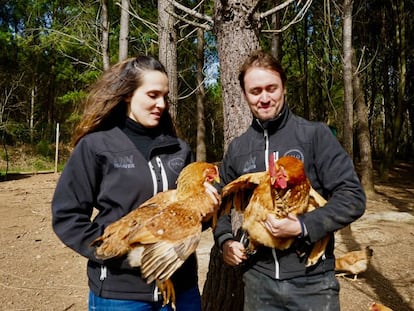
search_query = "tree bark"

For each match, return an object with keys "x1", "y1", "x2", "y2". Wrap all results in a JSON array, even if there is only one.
[
  {"x1": 119, "y1": 0, "x2": 129, "y2": 61},
  {"x1": 271, "y1": 1, "x2": 282, "y2": 61},
  {"x1": 352, "y1": 50, "x2": 375, "y2": 197},
  {"x1": 342, "y1": 0, "x2": 354, "y2": 157},
  {"x1": 379, "y1": 2, "x2": 406, "y2": 180},
  {"x1": 212, "y1": 0, "x2": 260, "y2": 147},
  {"x1": 202, "y1": 245, "x2": 245, "y2": 311},
  {"x1": 202, "y1": 2, "x2": 261, "y2": 309},
  {"x1": 158, "y1": 0, "x2": 178, "y2": 123},
  {"x1": 100, "y1": 0, "x2": 110, "y2": 70},
  {"x1": 196, "y1": 8, "x2": 206, "y2": 162},
  {"x1": 302, "y1": 13, "x2": 309, "y2": 120}
]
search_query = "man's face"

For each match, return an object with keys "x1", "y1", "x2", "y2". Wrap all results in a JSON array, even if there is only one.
[{"x1": 243, "y1": 67, "x2": 286, "y2": 121}]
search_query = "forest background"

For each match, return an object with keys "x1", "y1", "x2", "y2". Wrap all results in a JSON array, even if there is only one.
[
  {"x1": 0, "y1": 0, "x2": 412, "y2": 185},
  {"x1": 1, "y1": 1, "x2": 413, "y2": 310}
]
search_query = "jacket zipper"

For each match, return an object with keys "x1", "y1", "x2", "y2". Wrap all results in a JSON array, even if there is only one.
[
  {"x1": 155, "y1": 156, "x2": 168, "y2": 191},
  {"x1": 264, "y1": 129, "x2": 269, "y2": 170},
  {"x1": 148, "y1": 156, "x2": 169, "y2": 196},
  {"x1": 100, "y1": 265, "x2": 107, "y2": 281},
  {"x1": 264, "y1": 128, "x2": 281, "y2": 279},
  {"x1": 148, "y1": 161, "x2": 158, "y2": 196}
]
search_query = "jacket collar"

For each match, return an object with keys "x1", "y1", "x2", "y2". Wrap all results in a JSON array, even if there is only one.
[{"x1": 251, "y1": 103, "x2": 290, "y2": 134}]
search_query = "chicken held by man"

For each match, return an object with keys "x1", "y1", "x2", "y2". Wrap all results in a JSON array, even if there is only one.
[
  {"x1": 221, "y1": 155, "x2": 329, "y2": 266},
  {"x1": 90, "y1": 161, "x2": 220, "y2": 310}
]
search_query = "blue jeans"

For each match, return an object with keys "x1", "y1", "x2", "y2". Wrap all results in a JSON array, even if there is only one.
[
  {"x1": 243, "y1": 269, "x2": 340, "y2": 311},
  {"x1": 88, "y1": 286, "x2": 201, "y2": 311}
]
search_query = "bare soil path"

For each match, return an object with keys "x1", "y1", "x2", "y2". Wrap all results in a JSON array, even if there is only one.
[{"x1": 1, "y1": 162, "x2": 413, "y2": 311}]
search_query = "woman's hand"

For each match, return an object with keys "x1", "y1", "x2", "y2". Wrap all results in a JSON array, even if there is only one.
[
  {"x1": 204, "y1": 181, "x2": 221, "y2": 206},
  {"x1": 201, "y1": 182, "x2": 221, "y2": 222}
]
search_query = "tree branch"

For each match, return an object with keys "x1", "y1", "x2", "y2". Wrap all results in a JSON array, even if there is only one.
[
  {"x1": 169, "y1": 0, "x2": 214, "y2": 25},
  {"x1": 260, "y1": 0, "x2": 313, "y2": 33},
  {"x1": 259, "y1": 0, "x2": 297, "y2": 19},
  {"x1": 115, "y1": 1, "x2": 158, "y2": 35},
  {"x1": 166, "y1": 9, "x2": 212, "y2": 31}
]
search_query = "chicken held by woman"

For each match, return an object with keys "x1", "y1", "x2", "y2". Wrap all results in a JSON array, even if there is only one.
[{"x1": 90, "y1": 161, "x2": 219, "y2": 309}]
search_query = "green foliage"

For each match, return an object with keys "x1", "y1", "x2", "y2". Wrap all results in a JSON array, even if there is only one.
[
  {"x1": 36, "y1": 140, "x2": 52, "y2": 158},
  {"x1": 1, "y1": 0, "x2": 412, "y2": 164},
  {"x1": 1, "y1": 122, "x2": 30, "y2": 143}
]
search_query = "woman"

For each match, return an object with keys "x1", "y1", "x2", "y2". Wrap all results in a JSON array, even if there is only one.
[{"x1": 52, "y1": 56, "x2": 213, "y2": 310}]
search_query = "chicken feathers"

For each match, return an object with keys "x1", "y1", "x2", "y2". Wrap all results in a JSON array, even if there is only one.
[
  {"x1": 90, "y1": 161, "x2": 219, "y2": 309},
  {"x1": 221, "y1": 155, "x2": 329, "y2": 266},
  {"x1": 369, "y1": 302, "x2": 393, "y2": 311},
  {"x1": 335, "y1": 246, "x2": 373, "y2": 280}
]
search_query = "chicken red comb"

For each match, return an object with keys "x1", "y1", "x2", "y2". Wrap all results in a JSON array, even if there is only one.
[{"x1": 269, "y1": 152, "x2": 275, "y2": 177}]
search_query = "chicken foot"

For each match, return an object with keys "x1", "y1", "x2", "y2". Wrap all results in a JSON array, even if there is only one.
[{"x1": 157, "y1": 279, "x2": 176, "y2": 310}]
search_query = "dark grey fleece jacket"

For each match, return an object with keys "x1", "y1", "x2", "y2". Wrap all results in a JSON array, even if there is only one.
[
  {"x1": 52, "y1": 124, "x2": 196, "y2": 302},
  {"x1": 214, "y1": 104, "x2": 366, "y2": 280}
]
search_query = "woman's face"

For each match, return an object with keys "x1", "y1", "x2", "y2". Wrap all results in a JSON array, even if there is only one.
[
  {"x1": 243, "y1": 67, "x2": 286, "y2": 121},
  {"x1": 126, "y1": 70, "x2": 169, "y2": 128}
]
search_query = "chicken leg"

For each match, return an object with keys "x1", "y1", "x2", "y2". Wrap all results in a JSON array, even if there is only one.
[{"x1": 157, "y1": 279, "x2": 176, "y2": 310}]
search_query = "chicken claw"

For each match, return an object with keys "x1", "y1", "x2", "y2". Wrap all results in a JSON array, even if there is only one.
[{"x1": 157, "y1": 279, "x2": 176, "y2": 310}]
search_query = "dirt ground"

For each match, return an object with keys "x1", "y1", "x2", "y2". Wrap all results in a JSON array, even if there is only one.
[{"x1": 0, "y1": 162, "x2": 413, "y2": 311}]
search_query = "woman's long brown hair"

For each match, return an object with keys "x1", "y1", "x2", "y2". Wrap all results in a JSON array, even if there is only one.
[{"x1": 72, "y1": 56, "x2": 176, "y2": 146}]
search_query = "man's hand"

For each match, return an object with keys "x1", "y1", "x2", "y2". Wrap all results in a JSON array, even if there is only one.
[
  {"x1": 262, "y1": 213, "x2": 302, "y2": 238},
  {"x1": 222, "y1": 240, "x2": 247, "y2": 266}
]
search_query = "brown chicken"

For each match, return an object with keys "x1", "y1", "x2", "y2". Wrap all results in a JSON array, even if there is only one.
[
  {"x1": 335, "y1": 246, "x2": 373, "y2": 280},
  {"x1": 221, "y1": 155, "x2": 329, "y2": 266},
  {"x1": 90, "y1": 162, "x2": 219, "y2": 310},
  {"x1": 369, "y1": 302, "x2": 394, "y2": 311}
]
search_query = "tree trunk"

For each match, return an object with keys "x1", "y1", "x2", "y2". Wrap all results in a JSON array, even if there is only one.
[
  {"x1": 196, "y1": 11, "x2": 206, "y2": 162},
  {"x1": 302, "y1": 13, "x2": 309, "y2": 120},
  {"x1": 352, "y1": 50, "x2": 375, "y2": 197},
  {"x1": 271, "y1": 1, "x2": 282, "y2": 61},
  {"x1": 158, "y1": 0, "x2": 178, "y2": 123},
  {"x1": 119, "y1": 0, "x2": 129, "y2": 61},
  {"x1": 202, "y1": 245, "x2": 245, "y2": 311},
  {"x1": 380, "y1": 2, "x2": 406, "y2": 180},
  {"x1": 212, "y1": 0, "x2": 260, "y2": 147},
  {"x1": 100, "y1": 0, "x2": 110, "y2": 70},
  {"x1": 389, "y1": 0, "x2": 406, "y2": 164},
  {"x1": 30, "y1": 86, "x2": 35, "y2": 144},
  {"x1": 202, "y1": 2, "x2": 261, "y2": 309},
  {"x1": 342, "y1": 0, "x2": 354, "y2": 157}
]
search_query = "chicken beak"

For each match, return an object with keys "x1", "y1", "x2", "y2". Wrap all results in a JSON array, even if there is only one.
[{"x1": 213, "y1": 166, "x2": 220, "y2": 184}]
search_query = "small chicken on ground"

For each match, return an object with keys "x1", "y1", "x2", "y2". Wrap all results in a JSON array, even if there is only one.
[
  {"x1": 335, "y1": 246, "x2": 373, "y2": 280},
  {"x1": 369, "y1": 302, "x2": 394, "y2": 311}
]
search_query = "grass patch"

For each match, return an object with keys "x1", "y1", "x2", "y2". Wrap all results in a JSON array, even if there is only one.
[{"x1": 0, "y1": 144, "x2": 70, "y2": 175}]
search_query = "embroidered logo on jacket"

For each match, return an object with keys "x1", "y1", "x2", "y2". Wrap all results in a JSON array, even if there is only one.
[
  {"x1": 114, "y1": 155, "x2": 136, "y2": 168},
  {"x1": 243, "y1": 156, "x2": 257, "y2": 173},
  {"x1": 284, "y1": 149, "x2": 305, "y2": 162},
  {"x1": 168, "y1": 158, "x2": 185, "y2": 175}
]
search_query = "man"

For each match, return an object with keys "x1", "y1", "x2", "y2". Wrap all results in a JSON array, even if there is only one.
[{"x1": 214, "y1": 50, "x2": 366, "y2": 310}]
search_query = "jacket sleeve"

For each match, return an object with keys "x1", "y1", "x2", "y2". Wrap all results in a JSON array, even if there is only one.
[
  {"x1": 51, "y1": 139, "x2": 105, "y2": 263},
  {"x1": 299, "y1": 123, "x2": 366, "y2": 243}
]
